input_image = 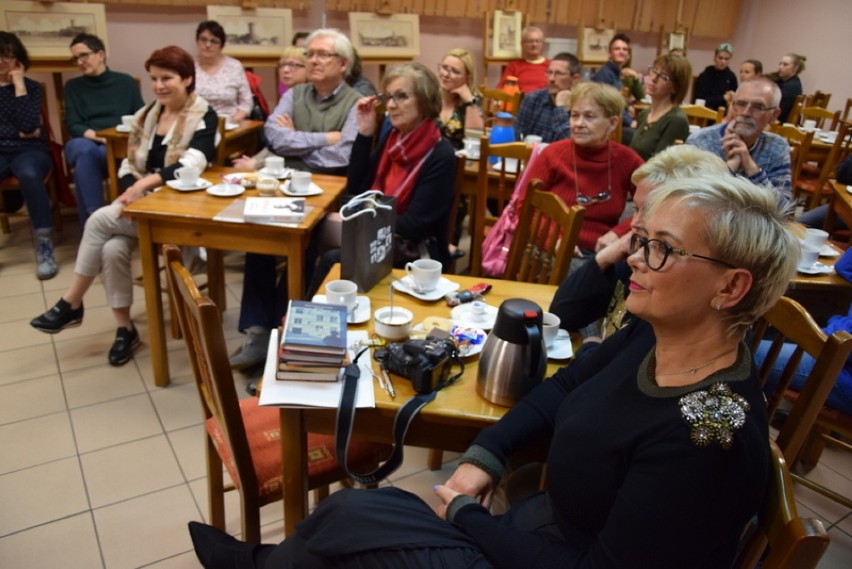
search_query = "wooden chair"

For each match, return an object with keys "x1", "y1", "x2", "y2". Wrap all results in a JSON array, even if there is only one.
[
  {"x1": 768, "y1": 123, "x2": 815, "y2": 189},
  {"x1": 0, "y1": 82, "x2": 65, "y2": 234},
  {"x1": 444, "y1": 153, "x2": 468, "y2": 275},
  {"x1": 609, "y1": 118, "x2": 623, "y2": 144},
  {"x1": 808, "y1": 90, "x2": 831, "y2": 109},
  {"x1": 163, "y1": 244, "x2": 391, "y2": 542},
  {"x1": 842, "y1": 97, "x2": 852, "y2": 123},
  {"x1": 682, "y1": 104, "x2": 725, "y2": 128},
  {"x1": 470, "y1": 136, "x2": 533, "y2": 276},
  {"x1": 479, "y1": 84, "x2": 523, "y2": 124},
  {"x1": 732, "y1": 440, "x2": 830, "y2": 569},
  {"x1": 795, "y1": 121, "x2": 852, "y2": 210},
  {"x1": 504, "y1": 182, "x2": 585, "y2": 284},
  {"x1": 798, "y1": 106, "x2": 840, "y2": 131}
]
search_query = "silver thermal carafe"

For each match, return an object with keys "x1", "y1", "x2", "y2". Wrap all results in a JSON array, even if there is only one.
[{"x1": 476, "y1": 299, "x2": 546, "y2": 406}]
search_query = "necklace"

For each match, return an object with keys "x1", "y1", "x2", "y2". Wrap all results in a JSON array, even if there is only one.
[
  {"x1": 654, "y1": 346, "x2": 737, "y2": 377},
  {"x1": 573, "y1": 143, "x2": 612, "y2": 205}
]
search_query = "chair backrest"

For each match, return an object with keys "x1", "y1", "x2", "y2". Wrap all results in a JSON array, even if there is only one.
[
  {"x1": 504, "y1": 181, "x2": 585, "y2": 284},
  {"x1": 470, "y1": 137, "x2": 533, "y2": 275},
  {"x1": 808, "y1": 90, "x2": 831, "y2": 110},
  {"x1": 802, "y1": 120, "x2": 852, "y2": 210},
  {"x1": 842, "y1": 97, "x2": 852, "y2": 123},
  {"x1": 799, "y1": 106, "x2": 840, "y2": 131},
  {"x1": 768, "y1": 123, "x2": 815, "y2": 188},
  {"x1": 732, "y1": 440, "x2": 830, "y2": 569},
  {"x1": 683, "y1": 104, "x2": 725, "y2": 127},
  {"x1": 163, "y1": 244, "x2": 259, "y2": 494},
  {"x1": 748, "y1": 295, "x2": 852, "y2": 464},
  {"x1": 609, "y1": 117, "x2": 623, "y2": 143},
  {"x1": 479, "y1": 84, "x2": 524, "y2": 124}
]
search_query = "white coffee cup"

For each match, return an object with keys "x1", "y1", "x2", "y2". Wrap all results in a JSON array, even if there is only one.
[
  {"x1": 802, "y1": 119, "x2": 817, "y2": 132},
  {"x1": 694, "y1": 98, "x2": 706, "y2": 107},
  {"x1": 463, "y1": 138, "x2": 481, "y2": 159},
  {"x1": 174, "y1": 166, "x2": 201, "y2": 187},
  {"x1": 524, "y1": 135, "x2": 543, "y2": 145},
  {"x1": 290, "y1": 171, "x2": 312, "y2": 193},
  {"x1": 404, "y1": 258, "x2": 442, "y2": 292},
  {"x1": 265, "y1": 156, "x2": 285, "y2": 175},
  {"x1": 121, "y1": 115, "x2": 134, "y2": 129},
  {"x1": 542, "y1": 312, "x2": 561, "y2": 348},
  {"x1": 256, "y1": 176, "x2": 278, "y2": 197},
  {"x1": 803, "y1": 228, "x2": 829, "y2": 251},
  {"x1": 325, "y1": 279, "x2": 358, "y2": 314},
  {"x1": 798, "y1": 244, "x2": 820, "y2": 270}
]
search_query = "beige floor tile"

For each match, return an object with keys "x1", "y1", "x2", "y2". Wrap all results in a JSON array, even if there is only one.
[
  {"x1": 168, "y1": 424, "x2": 207, "y2": 482},
  {"x1": 818, "y1": 445, "x2": 852, "y2": 481},
  {"x1": 0, "y1": 412, "x2": 76, "y2": 475},
  {"x1": 390, "y1": 459, "x2": 461, "y2": 512},
  {"x1": 70, "y1": 393, "x2": 163, "y2": 453},
  {"x1": 54, "y1": 328, "x2": 118, "y2": 373},
  {"x1": 149, "y1": 382, "x2": 205, "y2": 432},
  {"x1": 0, "y1": 513, "x2": 102, "y2": 568},
  {"x1": 81, "y1": 435, "x2": 185, "y2": 508},
  {"x1": 0, "y1": 318, "x2": 52, "y2": 350},
  {"x1": 0, "y1": 374, "x2": 65, "y2": 425},
  {"x1": 0, "y1": 457, "x2": 89, "y2": 535},
  {"x1": 0, "y1": 291, "x2": 48, "y2": 324},
  {"x1": 95, "y1": 485, "x2": 199, "y2": 569},
  {"x1": 186, "y1": 476, "x2": 284, "y2": 539},
  {"x1": 62, "y1": 362, "x2": 147, "y2": 409},
  {"x1": 144, "y1": 550, "x2": 201, "y2": 568},
  {"x1": 835, "y1": 511, "x2": 852, "y2": 534},
  {"x1": 818, "y1": 527, "x2": 852, "y2": 568},
  {"x1": 53, "y1": 304, "x2": 124, "y2": 343},
  {"x1": 0, "y1": 343, "x2": 59, "y2": 386},
  {"x1": 793, "y1": 472, "x2": 852, "y2": 525},
  {"x1": 0, "y1": 273, "x2": 40, "y2": 299},
  {"x1": 387, "y1": 445, "x2": 439, "y2": 480}
]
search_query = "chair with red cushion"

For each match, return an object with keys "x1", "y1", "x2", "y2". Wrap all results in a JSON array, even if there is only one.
[{"x1": 163, "y1": 244, "x2": 391, "y2": 542}]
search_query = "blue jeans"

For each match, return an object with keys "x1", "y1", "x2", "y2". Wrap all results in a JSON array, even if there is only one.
[
  {"x1": 64, "y1": 137, "x2": 107, "y2": 226},
  {"x1": 0, "y1": 147, "x2": 53, "y2": 231}
]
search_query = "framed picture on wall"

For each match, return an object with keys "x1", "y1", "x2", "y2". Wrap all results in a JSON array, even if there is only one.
[
  {"x1": 348, "y1": 12, "x2": 420, "y2": 59},
  {"x1": 206, "y1": 6, "x2": 293, "y2": 59},
  {"x1": 668, "y1": 32, "x2": 686, "y2": 52},
  {"x1": 578, "y1": 26, "x2": 615, "y2": 63},
  {"x1": 491, "y1": 10, "x2": 522, "y2": 59},
  {"x1": 1, "y1": 1, "x2": 108, "y2": 59}
]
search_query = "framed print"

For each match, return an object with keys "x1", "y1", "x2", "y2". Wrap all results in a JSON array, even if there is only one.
[
  {"x1": 491, "y1": 10, "x2": 522, "y2": 59},
  {"x1": 578, "y1": 27, "x2": 615, "y2": 63},
  {"x1": 206, "y1": 6, "x2": 292, "y2": 58},
  {"x1": 348, "y1": 12, "x2": 420, "y2": 59},
  {"x1": 1, "y1": 1, "x2": 107, "y2": 59},
  {"x1": 668, "y1": 32, "x2": 686, "y2": 52}
]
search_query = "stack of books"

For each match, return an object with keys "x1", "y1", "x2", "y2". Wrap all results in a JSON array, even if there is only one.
[{"x1": 277, "y1": 300, "x2": 348, "y2": 381}]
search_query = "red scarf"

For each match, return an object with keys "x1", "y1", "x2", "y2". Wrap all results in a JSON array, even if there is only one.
[{"x1": 373, "y1": 118, "x2": 441, "y2": 214}]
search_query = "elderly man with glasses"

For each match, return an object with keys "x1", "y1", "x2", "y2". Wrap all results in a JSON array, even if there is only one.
[
  {"x1": 686, "y1": 77, "x2": 791, "y2": 209},
  {"x1": 514, "y1": 52, "x2": 582, "y2": 143},
  {"x1": 64, "y1": 33, "x2": 144, "y2": 225},
  {"x1": 497, "y1": 26, "x2": 550, "y2": 93}
]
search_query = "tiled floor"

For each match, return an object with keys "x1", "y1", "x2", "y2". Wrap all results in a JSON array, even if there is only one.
[{"x1": 1, "y1": 214, "x2": 851, "y2": 568}]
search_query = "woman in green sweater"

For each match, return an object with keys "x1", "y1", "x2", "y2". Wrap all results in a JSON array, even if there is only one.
[{"x1": 630, "y1": 54, "x2": 691, "y2": 161}]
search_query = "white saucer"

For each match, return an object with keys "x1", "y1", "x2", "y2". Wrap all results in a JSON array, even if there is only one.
[
  {"x1": 547, "y1": 330, "x2": 573, "y2": 360},
  {"x1": 258, "y1": 167, "x2": 292, "y2": 180},
  {"x1": 225, "y1": 122, "x2": 239, "y2": 131},
  {"x1": 449, "y1": 325, "x2": 487, "y2": 357},
  {"x1": 797, "y1": 262, "x2": 834, "y2": 275},
  {"x1": 450, "y1": 302, "x2": 498, "y2": 330},
  {"x1": 115, "y1": 124, "x2": 132, "y2": 133},
  {"x1": 280, "y1": 180, "x2": 323, "y2": 197},
  {"x1": 392, "y1": 276, "x2": 460, "y2": 302},
  {"x1": 819, "y1": 244, "x2": 841, "y2": 257},
  {"x1": 166, "y1": 179, "x2": 213, "y2": 191},
  {"x1": 206, "y1": 183, "x2": 245, "y2": 197},
  {"x1": 311, "y1": 294, "x2": 371, "y2": 324}
]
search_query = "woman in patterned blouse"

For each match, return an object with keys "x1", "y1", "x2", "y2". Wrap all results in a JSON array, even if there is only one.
[
  {"x1": 437, "y1": 48, "x2": 484, "y2": 149},
  {"x1": 193, "y1": 20, "x2": 252, "y2": 123}
]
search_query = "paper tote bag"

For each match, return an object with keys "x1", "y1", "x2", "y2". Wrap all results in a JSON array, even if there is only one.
[{"x1": 340, "y1": 190, "x2": 396, "y2": 293}]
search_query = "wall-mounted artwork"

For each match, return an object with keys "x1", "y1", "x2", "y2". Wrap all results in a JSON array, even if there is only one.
[
  {"x1": 1, "y1": 1, "x2": 107, "y2": 59},
  {"x1": 491, "y1": 10, "x2": 522, "y2": 59},
  {"x1": 349, "y1": 12, "x2": 420, "y2": 59},
  {"x1": 206, "y1": 6, "x2": 293, "y2": 58},
  {"x1": 578, "y1": 27, "x2": 616, "y2": 63}
]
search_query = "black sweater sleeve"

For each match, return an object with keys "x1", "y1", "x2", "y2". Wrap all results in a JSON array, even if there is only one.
[{"x1": 549, "y1": 258, "x2": 620, "y2": 330}]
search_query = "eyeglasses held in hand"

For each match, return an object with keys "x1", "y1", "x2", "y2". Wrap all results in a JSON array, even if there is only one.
[
  {"x1": 646, "y1": 66, "x2": 672, "y2": 83},
  {"x1": 629, "y1": 234, "x2": 737, "y2": 271},
  {"x1": 305, "y1": 50, "x2": 339, "y2": 61},
  {"x1": 576, "y1": 191, "x2": 612, "y2": 206},
  {"x1": 376, "y1": 91, "x2": 411, "y2": 106},
  {"x1": 731, "y1": 100, "x2": 776, "y2": 114}
]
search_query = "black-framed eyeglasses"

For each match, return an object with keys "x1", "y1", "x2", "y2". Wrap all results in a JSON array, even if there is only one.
[
  {"x1": 305, "y1": 50, "x2": 339, "y2": 61},
  {"x1": 376, "y1": 91, "x2": 412, "y2": 106},
  {"x1": 577, "y1": 191, "x2": 611, "y2": 205},
  {"x1": 70, "y1": 51, "x2": 95, "y2": 64},
  {"x1": 731, "y1": 99, "x2": 776, "y2": 114},
  {"x1": 0, "y1": 54, "x2": 16, "y2": 63},
  {"x1": 546, "y1": 69, "x2": 570, "y2": 77},
  {"x1": 629, "y1": 234, "x2": 737, "y2": 271},
  {"x1": 278, "y1": 61, "x2": 305, "y2": 70},
  {"x1": 646, "y1": 66, "x2": 672, "y2": 82},
  {"x1": 197, "y1": 37, "x2": 222, "y2": 47}
]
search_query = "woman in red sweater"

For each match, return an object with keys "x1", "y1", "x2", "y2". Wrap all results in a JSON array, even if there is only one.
[{"x1": 521, "y1": 82, "x2": 644, "y2": 254}]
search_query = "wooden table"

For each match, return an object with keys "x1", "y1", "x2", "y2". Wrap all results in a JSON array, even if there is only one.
[
  {"x1": 277, "y1": 266, "x2": 564, "y2": 535},
  {"x1": 97, "y1": 119, "x2": 264, "y2": 201},
  {"x1": 124, "y1": 167, "x2": 346, "y2": 387}
]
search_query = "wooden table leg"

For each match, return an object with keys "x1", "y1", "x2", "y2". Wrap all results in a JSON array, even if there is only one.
[
  {"x1": 104, "y1": 139, "x2": 119, "y2": 203},
  {"x1": 137, "y1": 221, "x2": 170, "y2": 387},
  {"x1": 206, "y1": 249, "x2": 226, "y2": 311},
  {"x1": 280, "y1": 408, "x2": 308, "y2": 536},
  {"x1": 287, "y1": 244, "x2": 305, "y2": 300}
]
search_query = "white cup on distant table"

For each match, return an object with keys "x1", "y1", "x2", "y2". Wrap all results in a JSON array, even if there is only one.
[
  {"x1": 798, "y1": 243, "x2": 820, "y2": 271},
  {"x1": 256, "y1": 176, "x2": 278, "y2": 197},
  {"x1": 174, "y1": 165, "x2": 201, "y2": 187},
  {"x1": 326, "y1": 279, "x2": 358, "y2": 314},
  {"x1": 802, "y1": 119, "x2": 817, "y2": 132},
  {"x1": 469, "y1": 301, "x2": 490, "y2": 323},
  {"x1": 404, "y1": 258, "x2": 442, "y2": 292},
  {"x1": 694, "y1": 98, "x2": 706, "y2": 107},
  {"x1": 542, "y1": 312, "x2": 561, "y2": 348},
  {"x1": 290, "y1": 171, "x2": 312, "y2": 193},
  {"x1": 804, "y1": 228, "x2": 829, "y2": 251},
  {"x1": 463, "y1": 138, "x2": 481, "y2": 159},
  {"x1": 121, "y1": 114, "x2": 134, "y2": 129},
  {"x1": 524, "y1": 134, "x2": 543, "y2": 145},
  {"x1": 265, "y1": 156, "x2": 285, "y2": 176}
]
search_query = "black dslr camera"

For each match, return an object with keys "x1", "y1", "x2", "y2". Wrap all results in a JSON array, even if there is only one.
[{"x1": 375, "y1": 337, "x2": 458, "y2": 394}]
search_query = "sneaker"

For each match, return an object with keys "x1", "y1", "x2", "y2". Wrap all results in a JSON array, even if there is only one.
[
  {"x1": 108, "y1": 326, "x2": 140, "y2": 366},
  {"x1": 30, "y1": 298, "x2": 84, "y2": 333},
  {"x1": 229, "y1": 326, "x2": 271, "y2": 370},
  {"x1": 35, "y1": 235, "x2": 58, "y2": 280}
]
